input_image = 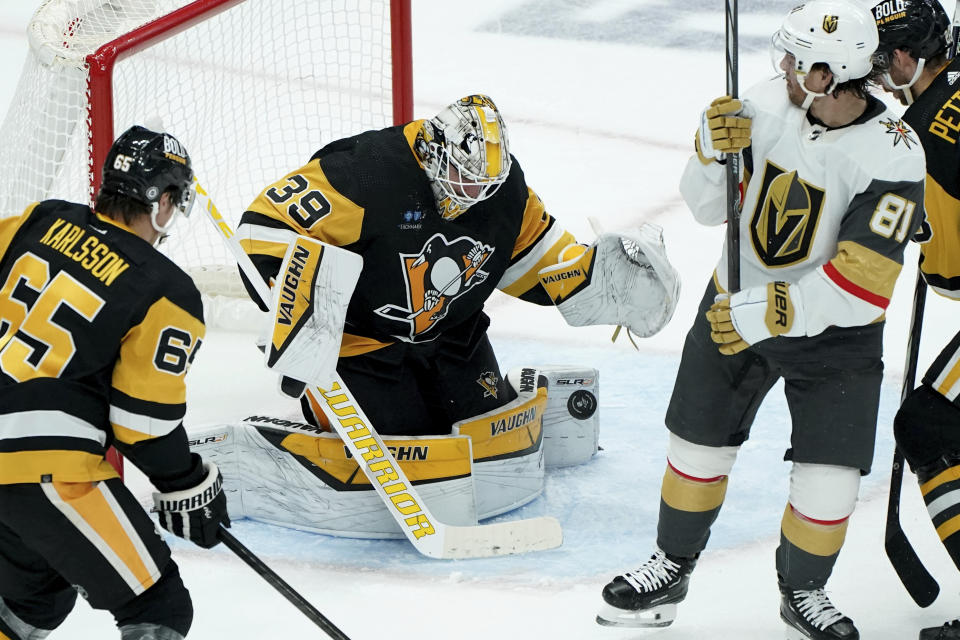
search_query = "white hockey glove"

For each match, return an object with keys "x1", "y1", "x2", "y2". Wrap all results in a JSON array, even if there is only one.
[
  {"x1": 265, "y1": 235, "x2": 362, "y2": 385},
  {"x1": 538, "y1": 223, "x2": 680, "y2": 338},
  {"x1": 706, "y1": 282, "x2": 806, "y2": 355},
  {"x1": 153, "y1": 461, "x2": 230, "y2": 549},
  {"x1": 696, "y1": 96, "x2": 753, "y2": 164}
]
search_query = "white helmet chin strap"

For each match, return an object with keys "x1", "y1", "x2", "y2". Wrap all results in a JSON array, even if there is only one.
[
  {"x1": 149, "y1": 202, "x2": 177, "y2": 246},
  {"x1": 799, "y1": 75, "x2": 837, "y2": 110},
  {"x1": 883, "y1": 58, "x2": 926, "y2": 106}
]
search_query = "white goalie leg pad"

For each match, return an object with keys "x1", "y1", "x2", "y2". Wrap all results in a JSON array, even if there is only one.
[
  {"x1": 265, "y1": 235, "x2": 363, "y2": 385},
  {"x1": 538, "y1": 223, "x2": 681, "y2": 338},
  {"x1": 187, "y1": 426, "x2": 244, "y2": 517},
  {"x1": 666, "y1": 433, "x2": 739, "y2": 478},
  {"x1": 540, "y1": 365, "x2": 599, "y2": 468},
  {"x1": 788, "y1": 462, "x2": 861, "y2": 521},
  {"x1": 453, "y1": 367, "x2": 548, "y2": 520},
  {"x1": 187, "y1": 416, "x2": 478, "y2": 538}
]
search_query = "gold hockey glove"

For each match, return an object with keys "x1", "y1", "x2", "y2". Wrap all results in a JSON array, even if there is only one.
[
  {"x1": 706, "y1": 282, "x2": 803, "y2": 355},
  {"x1": 696, "y1": 96, "x2": 752, "y2": 163}
]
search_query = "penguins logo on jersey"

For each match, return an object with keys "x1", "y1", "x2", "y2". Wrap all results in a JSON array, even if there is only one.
[
  {"x1": 375, "y1": 233, "x2": 494, "y2": 341},
  {"x1": 477, "y1": 371, "x2": 499, "y2": 398},
  {"x1": 750, "y1": 161, "x2": 825, "y2": 267}
]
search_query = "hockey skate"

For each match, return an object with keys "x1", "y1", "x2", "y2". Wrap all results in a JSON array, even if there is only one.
[
  {"x1": 779, "y1": 579, "x2": 858, "y2": 640},
  {"x1": 921, "y1": 619, "x2": 960, "y2": 640},
  {"x1": 596, "y1": 548, "x2": 697, "y2": 628}
]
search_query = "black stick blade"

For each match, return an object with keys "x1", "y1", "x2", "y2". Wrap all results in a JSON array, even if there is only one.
[{"x1": 885, "y1": 528, "x2": 940, "y2": 607}]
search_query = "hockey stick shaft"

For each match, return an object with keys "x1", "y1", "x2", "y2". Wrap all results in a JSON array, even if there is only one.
[
  {"x1": 724, "y1": 0, "x2": 741, "y2": 293},
  {"x1": 195, "y1": 181, "x2": 562, "y2": 559},
  {"x1": 884, "y1": 0, "x2": 956, "y2": 608},
  {"x1": 218, "y1": 527, "x2": 351, "y2": 639},
  {"x1": 885, "y1": 267, "x2": 938, "y2": 607},
  {"x1": 949, "y1": 0, "x2": 959, "y2": 60}
]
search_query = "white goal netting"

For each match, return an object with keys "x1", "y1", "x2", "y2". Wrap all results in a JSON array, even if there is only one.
[{"x1": 0, "y1": 0, "x2": 406, "y2": 328}]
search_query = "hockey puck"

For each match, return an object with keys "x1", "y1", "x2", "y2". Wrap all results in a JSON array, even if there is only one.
[{"x1": 567, "y1": 390, "x2": 597, "y2": 420}]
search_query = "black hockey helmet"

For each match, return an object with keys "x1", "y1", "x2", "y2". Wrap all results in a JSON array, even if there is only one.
[
  {"x1": 871, "y1": 0, "x2": 951, "y2": 69},
  {"x1": 101, "y1": 125, "x2": 195, "y2": 216}
]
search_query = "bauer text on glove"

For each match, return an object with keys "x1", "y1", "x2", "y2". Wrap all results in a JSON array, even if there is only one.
[{"x1": 706, "y1": 281, "x2": 805, "y2": 355}]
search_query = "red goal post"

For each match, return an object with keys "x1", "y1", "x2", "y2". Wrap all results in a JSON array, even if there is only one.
[
  {"x1": 2, "y1": 0, "x2": 412, "y2": 293},
  {"x1": 0, "y1": 0, "x2": 412, "y2": 474}
]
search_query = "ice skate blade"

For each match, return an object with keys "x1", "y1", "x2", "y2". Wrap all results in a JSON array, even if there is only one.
[
  {"x1": 596, "y1": 602, "x2": 677, "y2": 628},
  {"x1": 784, "y1": 625, "x2": 812, "y2": 640}
]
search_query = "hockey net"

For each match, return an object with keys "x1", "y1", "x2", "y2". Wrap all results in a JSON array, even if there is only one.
[{"x1": 0, "y1": 0, "x2": 412, "y2": 330}]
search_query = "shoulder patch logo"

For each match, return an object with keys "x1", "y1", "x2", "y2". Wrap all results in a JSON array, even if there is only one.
[
  {"x1": 398, "y1": 209, "x2": 424, "y2": 230},
  {"x1": 948, "y1": 71, "x2": 960, "y2": 85},
  {"x1": 880, "y1": 117, "x2": 916, "y2": 148},
  {"x1": 477, "y1": 371, "x2": 499, "y2": 398}
]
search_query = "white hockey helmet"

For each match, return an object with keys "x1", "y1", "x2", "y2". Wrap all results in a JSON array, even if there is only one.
[
  {"x1": 771, "y1": 0, "x2": 880, "y2": 84},
  {"x1": 419, "y1": 95, "x2": 512, "y2": 221}
]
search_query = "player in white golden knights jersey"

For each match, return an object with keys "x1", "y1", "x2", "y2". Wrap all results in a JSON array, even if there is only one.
[
  {"x1": 598, "y1": 2, "x2": 925, "y2": 639},
  {"x1": 0, "y1": 127, "x2": 229, "y2": 640},
  {"x1": 872, "y1": 1, "x2": 960, "y2": 638}
]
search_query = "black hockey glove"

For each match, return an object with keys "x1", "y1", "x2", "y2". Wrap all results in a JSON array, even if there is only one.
[{"x1": 153, "y1": 461, "x2": 230, "y2": 549}]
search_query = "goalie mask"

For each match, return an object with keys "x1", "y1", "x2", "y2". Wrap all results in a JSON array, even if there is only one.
[
  {"x1": 770, "y1": 0, "x2": 879, "y2": 107},
  {"x1": 101, "y1": 125, "x2": 196, "y2": 236},
  {"x1": 418, "y1": 95, "x2": 512, "y2": 221}
]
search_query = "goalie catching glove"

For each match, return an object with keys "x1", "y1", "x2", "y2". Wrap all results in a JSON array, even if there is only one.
[
  {"x1": 696, "y1": 95, "x2": 752, "y2": 164},
  {"x1": 538, "y1": 223, "x2": 680, "y2": 338},
  {"x1": 153, "y1": 460, "x2": 230, "y2": 548},
  {"x1": 706, "y1": 281, "x2": 806, "y2": 355}
]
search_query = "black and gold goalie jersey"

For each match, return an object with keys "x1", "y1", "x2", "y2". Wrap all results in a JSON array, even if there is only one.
[
  {"x1": 904, "y1": 56, "x2": 960, "y2": 300},
  {"x1": 238, "y1": 121, "x2": 576, "y2": 354},
  {"x1": 0, "y1": 201, "x2": 205, "y2": 483}
]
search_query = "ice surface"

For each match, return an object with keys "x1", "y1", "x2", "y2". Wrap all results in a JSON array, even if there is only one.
[{"x1": 1, "y1": 1, "x2": 958, "y2": 638}]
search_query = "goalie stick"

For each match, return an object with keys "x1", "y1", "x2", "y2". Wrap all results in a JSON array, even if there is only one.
[
  {"x1": 195, "y1": 180, "x2": 563, "y2": 559},
  {"x1": 218, "y1": 527, "x2": 352, "y2": 639},
  {"x1": 885, "y1": 269, "x2": 938, "y2": 607}
]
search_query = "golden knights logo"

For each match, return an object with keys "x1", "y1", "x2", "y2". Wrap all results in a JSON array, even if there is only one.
[
  {"x1": 880, "y1": 117, "x2": 917, "y2": 148},
  {"x1": 822, "y1": 15, "x2": 838, "y2": 33},
  {"x1": 375, "y1": 233, "x2": 494, "y2": 341},
  {"x1": 750, "y1": 161, "x2": 825, "y2": 267}
]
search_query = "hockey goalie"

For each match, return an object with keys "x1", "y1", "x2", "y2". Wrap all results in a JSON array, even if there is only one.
[{"x1": 192, "y1": 94, "x2": 680, "y2": 538}]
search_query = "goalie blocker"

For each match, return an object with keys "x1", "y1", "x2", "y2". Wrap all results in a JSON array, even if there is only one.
[
  {"x1": 187, "y1": 366, "x2": 599, "y2": 538},
  {"x1": 264, "y1": 234, "x2": 362, "y2": 394}
]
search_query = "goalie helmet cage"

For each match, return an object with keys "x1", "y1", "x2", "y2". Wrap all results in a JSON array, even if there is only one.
[{"x1": 0, "y1": 0, "x2": 412, "y2": 305}]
